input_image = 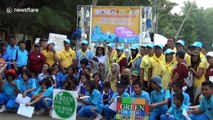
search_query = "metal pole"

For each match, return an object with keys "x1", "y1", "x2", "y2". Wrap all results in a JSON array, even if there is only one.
[{"x1": 175, "y1": 0, "x2": 196, "y2": 39}]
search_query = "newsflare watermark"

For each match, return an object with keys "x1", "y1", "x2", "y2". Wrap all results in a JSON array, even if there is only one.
[{"x1": 6, "y1": 7, "x2": 39, "y2": 13}]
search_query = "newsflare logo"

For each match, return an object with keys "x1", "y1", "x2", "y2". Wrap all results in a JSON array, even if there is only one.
[
  {"x1": 6, "y1": 7, "x2": 13, "y2": 13},
  {"x1": 6, "y1": 7, "x2": 39, "y2": 13}
]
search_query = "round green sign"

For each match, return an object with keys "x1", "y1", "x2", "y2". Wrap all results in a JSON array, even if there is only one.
[{"x1": 54, "y1": 91, "x2": 76, "y2": 119}]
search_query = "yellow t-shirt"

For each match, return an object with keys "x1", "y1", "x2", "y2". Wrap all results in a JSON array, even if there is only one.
[
  {"x1": 193, "y1": 61, "x2": 206, "y2": 87},
  {"x1": 162, "y1": 60, "x2": 177, "y2": 89},
  {"x1": 57, "y1": 48, "x2": 76, "y2": 68},
  {"x1": 140, "y1": 55, "x2": 152, "y2": 81},
  {"x1": 42, "y1": 50, "x2": 55, "y2": 67},
  {"x1": 149, "y1": 54, "x2": 165, "y2": 78}
]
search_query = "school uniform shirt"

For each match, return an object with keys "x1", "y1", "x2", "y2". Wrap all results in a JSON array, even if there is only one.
[
  {"x1": 54, "y1": 72, "x2": 66, "y2": 89},
  {"x1": 79, "y1": 83, "x2": 87, "y2": 95},
  {"x1": 110, "y1": 91, "x2": 130, "y2": 103},
  {"x1": 167, "y1": 104, "x2": 188, "y2": 120},
  {"x1": 6, "y1": 45, "x2": 18, "y2": 60},
  {"x1": 150, "y1": 88, "x2": 170, "y2": 109},
  {"x1": 193, "y1": 61, "x2": 206, "y2": 88},
  {"x1": 102, "y1": 89, "x2": 114, "y2": 105},
  {"x1": 3, "y1": 80, "x2": 20, "y2": 99},
  {"x1": 149, "y1": 54, "x2": 165, "y2": 78},
  {"x1": 34, "y1": 86, "x2": 53, "y2": 98},
  {"x1": 29, "y1": 52, "x2": 46, "y2": 75},
  {"x1": 170, "y1": 92, "x2": 191, "y2": 106},
  {"x1": 19, "y1": 78, "x2": 37, "y2": 94},
  {"x1": 42, "y1": 50, "x2": 55, "y2": 67},
  {"x1": 199, "y1": 94, "x2": 213, "y2": 119},
  {"x1": 130, "y1": 90, "x2": 150, "y2": 102},
  {"x1": 12, "y1": 48, "x2": 28, "y2": 68},
  {"x1": 85, "y1": 89, "x2": 104, "y2": 112},
  {"x1": 57, "y1": 48, "x2": 76, "y2": 68},
  {"x1": 126, "y1": 85, "x2": 133, "y2": 95},
  {"x1": 140, "y1": 55, "x2": 153, "y2": 81},
  {"x1": 76, "y1": 49, "x2": 93, "y2": 68}
]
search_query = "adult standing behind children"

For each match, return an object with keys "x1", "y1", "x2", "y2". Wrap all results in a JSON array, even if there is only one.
[
  {"x1": 12, "y1": 41, "x2": 28, "y2": 75},
  {"x1": 56, "y1": 39, "x2": 76, "y2": 72},
  {"x1": 76, "y1": 40, "x2": 93, "y2": 69}
]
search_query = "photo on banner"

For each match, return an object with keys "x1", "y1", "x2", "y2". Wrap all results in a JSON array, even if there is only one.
[
  {"x1": 116, "y1": 97, "x2": 149, "y2": 120},
  {"x1": 91, "y1": 6, "x2": 141, "y2": 43}
]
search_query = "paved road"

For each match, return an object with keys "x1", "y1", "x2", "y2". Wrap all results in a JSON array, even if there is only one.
[{"x1": 0, "y1": 111, "x2": 90, "y2": 120}]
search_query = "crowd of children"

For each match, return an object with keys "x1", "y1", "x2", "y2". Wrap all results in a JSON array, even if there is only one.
[{"x1": 0, "y1": 36, "x2": 212, "y2": 120}]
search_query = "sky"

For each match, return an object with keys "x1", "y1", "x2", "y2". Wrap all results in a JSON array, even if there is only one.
[{"x1": 170, "y1": 0, "x2": 213, "y2": 14}]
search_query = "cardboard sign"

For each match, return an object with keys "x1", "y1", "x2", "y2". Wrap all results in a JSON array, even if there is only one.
[
  {"x1": 48, "y1": 33, "x2": 67, "y2": 51},
  {"x1": 52, "y1": 89, "x2": 77, "y2": 120},
  {"x1": 116, "y1": 97, "x2": 149, "y2": 120}
]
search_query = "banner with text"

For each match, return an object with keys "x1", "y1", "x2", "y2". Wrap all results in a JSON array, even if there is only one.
[
  {"x1": 116, "y1": 97, "x2": 149, "y2": 120},
  {"x1": 91, "y1": 6, "x2": 141, "y2": 43}
]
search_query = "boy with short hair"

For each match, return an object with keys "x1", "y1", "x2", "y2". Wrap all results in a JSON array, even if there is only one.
[
  {"x1": 149, "y1": 76, "x2": 170, "y2": 120},
  {"x1": 131, "y1": 80, "x2": 150, "y2": 102},
  {"x1": 171, "y1": 82, "x2": 191, "y2": 106},
  {"x1": 188, "y1": 81, "x2": 213, "y2": 120},
  {"x1": 103, "y1": 80, "x2": 130, "y2": 120},
  {"x1": 161, "y1": 93, "x2": 188, "y2": 120}
]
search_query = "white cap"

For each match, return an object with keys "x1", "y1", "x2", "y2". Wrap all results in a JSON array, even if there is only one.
[{"x1": 206, "y1": 51, "x2": 213, "y2": 57}]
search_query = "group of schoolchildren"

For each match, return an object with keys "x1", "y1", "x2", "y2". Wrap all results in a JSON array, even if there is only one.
[{"x1": 0, "y1": 36, "x2": 212, "y2": 120}]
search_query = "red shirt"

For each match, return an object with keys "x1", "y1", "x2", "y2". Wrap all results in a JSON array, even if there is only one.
[
  {"x1": 206, "y1": 66, "x2": 213, "y2": 81},
  {"x1": 173, "y1": 61, "x2": 188, "y2": 86},
  {"x1": 29, "y1": 52, "x2": 46, "y2": 75}
]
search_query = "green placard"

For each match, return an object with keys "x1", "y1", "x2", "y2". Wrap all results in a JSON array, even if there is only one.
[{"x1": 54, "y1": 91, "x2": 76, "y2": 119}]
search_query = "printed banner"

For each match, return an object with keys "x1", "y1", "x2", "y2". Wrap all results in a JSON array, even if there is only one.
[
  {"x1": 116, "y1": 97, "x2": 149, "y2": 120},
  {"x1": 91, "y1": 6, "x2": 141, "y2": 43}
]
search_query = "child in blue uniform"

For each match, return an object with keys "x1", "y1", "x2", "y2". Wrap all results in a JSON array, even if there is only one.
[
  {"x1": 26, "y1": 77, "x2": 53, "y2": 115},
  {"x1": 131, "y1": 80, "x2": 150, "y2": 102},
  {"x1": 102, "y1": 81, "x2": 114, "y2": 105},
  {"x1": 149, "y1": 76, "x2": 170, "y2": 120},
  {"x1": 0, "y1": 69, "x2": 20, "y2": 112},
  {"x1": 161, "y1": 93, "x2": 189, "y2": 120},
  {"x1": 19, "y1": 70, "x2": 37, "y2": 97},
  {"x1": 77, "y1": 80, "x2": 104, "y2": 120}
]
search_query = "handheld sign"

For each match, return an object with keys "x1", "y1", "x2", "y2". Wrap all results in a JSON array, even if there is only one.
[
  {"x1": 48, "y1": 33, "x2": 67, "y2": 51},
  {"x1": 52, "y1": 89, "x2": 77, "y2": 120},
  {"x1": 116, "y1": 97, "x2": 149, "y2": 120}
]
